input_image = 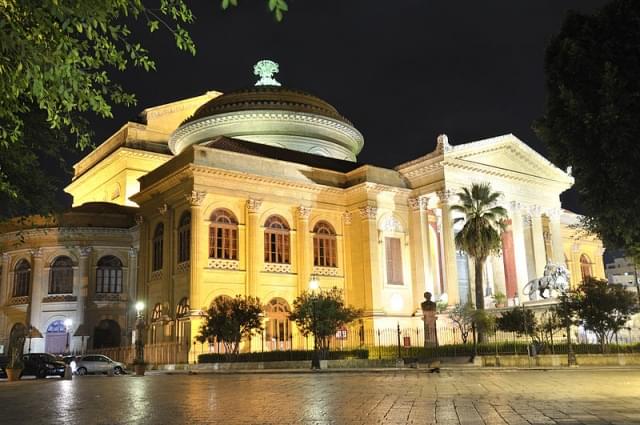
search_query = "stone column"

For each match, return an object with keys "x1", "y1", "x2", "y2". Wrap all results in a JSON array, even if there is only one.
[
  {"x1": 437, "y1": 190, "x2": 459, "y2": 305},
  {"x1": 409, "y1": 196, "x2": 435, "y2": 309},
  {"x1": 548, "y1": 208, "x2": 565, "y2": 265},
  {"x1": 529, "y1": 206, "x2": 547, "y2": 277},
  {"x1": 29, "y1": 248, "x2": 44, "y2": 329},
  {"x1": 187, "y1": 191, "x2": 206, "y2": 311},
  {"x1": 509, "y1": 202, "x2": 529, "y2": 299},
  {"x1": 296, "y1": 206, "x2": 311, "y2": 296},
  {"x1": 358, "y1": 206, "x2": 379, "y2": 315},
  {"x1": 246, "y1": 198, "x2": 262, "y2": 297}
]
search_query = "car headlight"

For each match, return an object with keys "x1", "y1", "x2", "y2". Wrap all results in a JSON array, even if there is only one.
[{"x1": 46, "y1": 364, "x2": 55, "y2": 369}]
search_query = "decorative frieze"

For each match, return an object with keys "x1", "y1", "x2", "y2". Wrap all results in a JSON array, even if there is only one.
[
  {"x1": 135, "y1": 215, "x2": 144, "y2": 225},
  {"x1": 29, "y1": 248, "x2": 43, "y2": 258},
  {"x1": 263, "y1": 263, "x2": 292, "y2": 274},
  {"x1": 42, "y1": 295, "x2": 77, "y2": 303},
  {"x1": 207, "y1": 258, "x2": 240, "y2": 270},
  {"x1": 93, "y1": 293, "x2": 128, "y2": 302},
  {"x1": 358, "y1": 206, "x2": 377, "y2": 220},
  {"x1": 380, "y1": 216, "x2": 403, "y2": 233},
  {"x1": 246, "y1": 198, "x2": 263, "y2": 214},
  {"x1": 186, "y1": 190, "x2": 206, "y2": 206},
  {"x1": 176, "y1": 261, "x2": 191, "y2": 273},
  {"x1": 313, "y1": 266, "x2": 340, "y2": 277},
  {"x1": 297, "y1": 206, "x2": 311, "y2": 220},
  {"x1": 150, "y1": 270, "x2": 163, "y2": 281}
]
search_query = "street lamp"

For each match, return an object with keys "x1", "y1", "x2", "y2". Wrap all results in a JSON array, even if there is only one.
[
  {"x1": 309, "y1": 274, "x2": 321, "y2": 370},
  {"x1": 64, "y1": 319, "x2": 73, "y2": 354},
  {"x1": 134, "y1": 301, "x2": 146, "y2": 376}
]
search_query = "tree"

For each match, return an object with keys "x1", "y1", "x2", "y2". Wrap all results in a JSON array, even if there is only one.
[
  {"x1": 198, "y1": 295, "x2": 263, "y2": 359},
  {"x1": 448, "y1": 302, "x2": 474, "y2": 344},
  {"x1": 0, "y1": 0, "x2": 287, "y2": 218},
  {"x1": 289, "y1": 287, "x2": 360, "y2": 354},
  {"x1": 536, "y1": 0, "x2": 640, "y2": 254},
  {"x1": 567, "y1": 277, "x2": 639, "y2": 352},
  {"x1": 451, "y1": 183, "x2": 507, "y2": 311},
  {"x1": 496, "y1": 307, "x2": 536, "y2": 337}
]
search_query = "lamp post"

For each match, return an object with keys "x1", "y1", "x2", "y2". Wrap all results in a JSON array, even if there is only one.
[
  {"x1": 309, "y1": 274, "x2": 321, "y2": 370},
  {"x1": 134, "y1": 301, "x2": 146, "y2": 376},
  {"x1": 64, "y1": 319, "x2": 73, "y2": 354}
]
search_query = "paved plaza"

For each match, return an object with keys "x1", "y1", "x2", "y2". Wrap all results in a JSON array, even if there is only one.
[{"x1": 1, "y1": 369, "x2": 640, "y2": 424}]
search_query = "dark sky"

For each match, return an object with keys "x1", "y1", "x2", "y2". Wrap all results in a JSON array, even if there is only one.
[{"x1": 89, "y1": 0, "x2": 611, "y2": 212}]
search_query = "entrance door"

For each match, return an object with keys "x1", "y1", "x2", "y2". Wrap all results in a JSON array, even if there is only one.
[{"x1": 45, "y1": 320, "x2": 67, "y2": 354}]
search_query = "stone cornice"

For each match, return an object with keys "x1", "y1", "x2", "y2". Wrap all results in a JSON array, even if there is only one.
[
  {"x1": 169, "y1": 110, "x2": 364, "y2": 155},
  {"x1": 0, "y1": 227, "x2": 133, "y2": 243}
]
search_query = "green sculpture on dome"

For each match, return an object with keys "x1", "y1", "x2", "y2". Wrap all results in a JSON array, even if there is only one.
[{"x1": 254, "y1": 59, "x2": 281, "y2": 87}]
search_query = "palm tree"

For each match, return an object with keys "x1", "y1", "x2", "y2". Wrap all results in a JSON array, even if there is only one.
[{"x1": 451, "y1": 183, "x2": 507, "y2": 311}]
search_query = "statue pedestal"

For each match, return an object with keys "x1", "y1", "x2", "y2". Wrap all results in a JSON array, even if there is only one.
[{"x1": 421, "y1": 292, "x2": 438, "y2": 348}]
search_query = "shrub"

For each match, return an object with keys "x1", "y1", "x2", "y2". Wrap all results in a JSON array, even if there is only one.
[{"x1": 199, "y1": 349, "x2": 368, "y2": 363}]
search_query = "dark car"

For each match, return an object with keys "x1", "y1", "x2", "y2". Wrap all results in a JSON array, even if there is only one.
[{"x1": 21, "y1": 353, "x2": 66, "y2": 379}]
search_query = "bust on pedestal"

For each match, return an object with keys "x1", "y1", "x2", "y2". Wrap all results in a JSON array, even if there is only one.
[{"x1": 421, "y1": 292, "x2": 438, "y2": 347}]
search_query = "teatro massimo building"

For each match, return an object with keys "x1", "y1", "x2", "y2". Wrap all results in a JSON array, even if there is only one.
[{"x1": 0, "y1": 61, "x2": 604, "y2": 355}]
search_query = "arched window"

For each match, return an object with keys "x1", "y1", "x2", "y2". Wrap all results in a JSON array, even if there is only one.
[
  {"x1": 265, "y1": 297, "x2": 291, "y2": 351},
  {"x1": 176, "y1": 297, "x2": 190, "y2": 319},
  {"x1": 178, "y1": 212, "x2": 191, "y2": 263},
  {"x1": 96, "y1": 256, "x2": 123, "y2": 294},
  {"x1": 151, "y1": 303, "x2": 163, "y2": 322},
  {"x1": 264, "y1": 215, "x2": 290, "y2": 264},
  {"x1": 313, "y1": 221, "x2": 337, "y2": 267},
  {"x1": 13, "y1": 259, "x2": 31, "y2": 297},
  {"x1": 49, "y1": 256, "x2": 74, "y2": 294},
  {"x1": 580, "y1": 254, "x2": 592, "y2": 281},
  {"x1": 152, "y1": 223, "x2": 164, "y2": 271},
  {"x1": 380, "y1": 216, "x2": 404, "y2": 285},
  {"x1": 176, "y1": 297, "x2": 191, "y2": 344},
  {"x1": 209, "y1": 209, "x2": 238, "y2": 260}
]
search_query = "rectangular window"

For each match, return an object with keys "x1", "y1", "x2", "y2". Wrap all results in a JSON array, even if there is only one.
[{"x1": 385, "y1": 237, "x2": 403, "y2": 284}]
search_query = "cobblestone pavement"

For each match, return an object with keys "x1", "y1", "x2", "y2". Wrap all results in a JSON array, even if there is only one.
[{"x1": 1, "y1": 369, "x2": 640, "y2": 424}]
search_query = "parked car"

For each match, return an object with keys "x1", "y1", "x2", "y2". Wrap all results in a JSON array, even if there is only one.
[
  {"x1": 21, "y1": 353, "x2": 66, "y2": 379},
  {"x1": 74, "y1": 354, "x2": 127, "y2": 375}
]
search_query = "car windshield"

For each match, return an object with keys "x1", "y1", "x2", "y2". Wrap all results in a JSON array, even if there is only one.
[{"x1": 42, "y1": 354, "x2": 58, "y2": 362}]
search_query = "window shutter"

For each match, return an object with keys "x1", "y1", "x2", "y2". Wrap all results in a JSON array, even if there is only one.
[{"x1": 386, "y1": 237, "x2": 403, "y2": 284}]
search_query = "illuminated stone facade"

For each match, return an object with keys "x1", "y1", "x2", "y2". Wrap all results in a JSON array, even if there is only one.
[{"x1": 0, "y1": 67, "x2": 605, "y2": 354}]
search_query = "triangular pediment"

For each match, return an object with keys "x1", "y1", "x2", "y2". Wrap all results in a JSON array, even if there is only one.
[{"x1": 446, "y1": 134, "x2": 573, "y2": 184}]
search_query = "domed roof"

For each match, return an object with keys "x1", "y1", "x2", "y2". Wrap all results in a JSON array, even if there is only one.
[
  {"x1": 182, "y1": 86, "x2": 351, "y2": 126},
  {"x1": 169, "y1": 60, "x2": 364, "y2": 161}
]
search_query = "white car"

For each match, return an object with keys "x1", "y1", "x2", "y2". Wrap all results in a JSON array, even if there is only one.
[{"x1": 74, "y1": 354, "x2": 127, "y2": 375}]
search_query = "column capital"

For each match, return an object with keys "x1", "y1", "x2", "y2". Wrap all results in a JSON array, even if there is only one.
[
  {"x1": 343, "y1": 211, "x2": 352, "y2": 225},
  {"x1": 297, "y1": 206, "x2": 311, "y2": 220},
  {"x1": 246, "y1": 198, "x2": 263, "y2": 214},
  {"x1": 185, "y1": 190, "x2": 206, "y2": 207},
  {"x1": 358, "y1": 206, "x2": 377, "y2": 220},
  {"x1": 408, "y1": 196, "x2": 430, "y2": 211},
  {"x1": 135, "y1": 214, "x2": 144, "y2": 225},
  {"x1": 129, "y1": 247, "x2": 138, "y2": 258},
  {"x1": 78, "y1": 246, "x2": 92, "y2": 258},
  {"x1": 436, "y1": 189, "x2": 455, "y2": 204},
  {"x1": 545, "y1": 207, "x2": 562, "y2": 219},
  {"x1": 158, "y1": 203, "x2": 169, "y2": 215},
  {"x1": 30, "y1": 248, "x2": 43, "y2": 258},
  {"x1": 526, "y1": 204, "x2": 542, "y2": 217},
  {"x1": 1, "y1": 253, "x2": 10, "y2": 263}
]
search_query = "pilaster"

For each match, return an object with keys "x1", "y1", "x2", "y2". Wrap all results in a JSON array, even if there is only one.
[
  {"x1": 246, "y1": 198, "x2": 262, "y2": 297},
  {"x1": 358, "y1": 205, "x2": 379, "y2": 315},
  {"x1": 0, "y1": 253, "x2": 10, "y2": 306},
  {"x1": 187, "y1": 191, "x2": 205, "y2": 310},
  {"x1": 29, "y1": 248, "x2": 44, "y2": 329},
  {"x1": 76, "y1": 246, "x2": 91, "y2": 333},
  {"x1": 296, "y1": 206, "x2": 311, "y2": 296},
  {"x1": 342, "y1": 212, "x2": 353, "y2": 305}
]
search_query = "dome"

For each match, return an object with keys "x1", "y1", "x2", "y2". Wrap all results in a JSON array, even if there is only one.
[{"x1": 169, "y1": 62, "x2": 364, "y2": 161}]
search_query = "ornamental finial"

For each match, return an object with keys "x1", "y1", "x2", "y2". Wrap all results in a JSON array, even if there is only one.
[{"x1": 254, "y1": 59, "x2": 281, "y2": 87}]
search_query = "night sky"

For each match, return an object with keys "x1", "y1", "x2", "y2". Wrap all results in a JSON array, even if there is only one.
[{"x1": 88, "y1": 0, "x2": 611, "y2": 213}]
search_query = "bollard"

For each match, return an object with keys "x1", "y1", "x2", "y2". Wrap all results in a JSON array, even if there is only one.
[{"x1": 63, "y1": 365, "x2": 73, "y2": 380}]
